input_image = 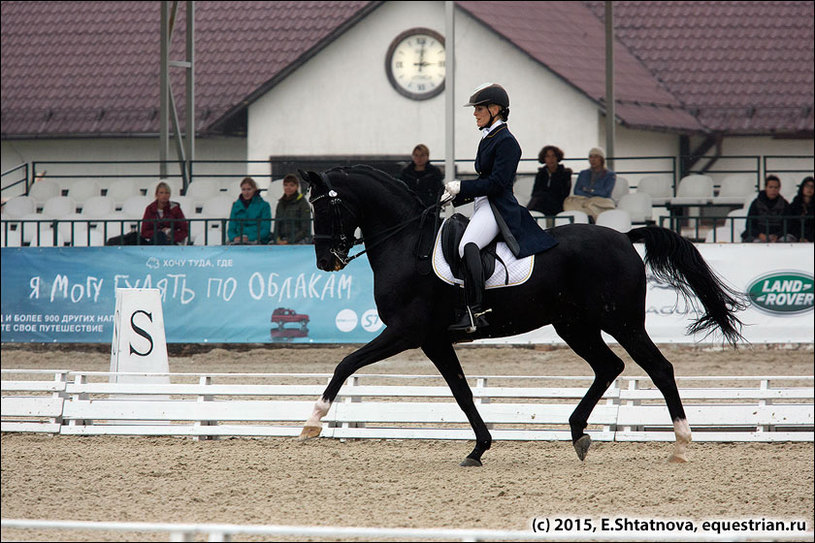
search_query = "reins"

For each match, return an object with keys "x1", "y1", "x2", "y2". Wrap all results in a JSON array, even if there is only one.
[{"x1": 309, "y1": 171, "x2": 442, "y2": 267}]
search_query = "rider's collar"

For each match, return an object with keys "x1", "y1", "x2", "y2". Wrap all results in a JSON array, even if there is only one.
[{"x1": 480, "y1": 119, "x2": 504, "y2": 138}]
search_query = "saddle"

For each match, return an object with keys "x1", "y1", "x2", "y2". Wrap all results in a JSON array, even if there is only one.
[{"x1": 440, "y1": 213, "x2": 504, "y2": 284}]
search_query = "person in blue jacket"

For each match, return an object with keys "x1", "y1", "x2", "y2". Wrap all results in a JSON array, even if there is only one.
[
  {"x1": 563, "y1": 147, "x2": 617, "y2": 220},
  {"x1": 227, "y1": 177, "x2": 272, "y2": 244},
  {"x1": 442, "y1": 83, "x2": 558, "y2": 333}
]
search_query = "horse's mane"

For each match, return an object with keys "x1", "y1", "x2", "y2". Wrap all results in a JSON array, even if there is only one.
[{"x1": 325, "y1": 165, "x2": 425, "y2": 208}]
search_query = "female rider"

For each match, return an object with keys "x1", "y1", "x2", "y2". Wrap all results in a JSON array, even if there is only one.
[{"x1": 442, "y1": 83, "x2": 558, "y2": 332}]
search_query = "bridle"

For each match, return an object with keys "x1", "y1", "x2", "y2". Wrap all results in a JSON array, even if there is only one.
[{"x1": 309, "y1": 172, "x2": 440, "y2": 267}]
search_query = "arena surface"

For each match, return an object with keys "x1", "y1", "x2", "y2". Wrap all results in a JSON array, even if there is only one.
[{"x1": 2, "y1": 343, "x2": 813, "y2": 541}]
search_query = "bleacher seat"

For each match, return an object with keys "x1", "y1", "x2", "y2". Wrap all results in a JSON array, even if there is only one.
[
  {"x1": 617, "y1": 193, "x2": 653, "y2": 223},
  {"x1": 705, "y1": 226, "x2": 739, "y2": 243},
  {"x1": 184, "y1": 180, "x2": 221, "y2": 205},
  {"x1": 554, "y1": 210, "x2": 590, "y2": 226},
  {"x1": 1, "y1": 227, "x2": 23, "y2": 247},
  {"x1": 670, "y1": 174, "x2": 714, "y2": 206},
  {"x1": 66, "y1": 179, "x2": 103, "y2": 204},
  {"x1": 80, "y1": 195, "x2": 116, "y2": 218},
  {"x1": 172, "y1": 196, "x2": 197, "y2": 216},
  {"x1": 611, "y1": 176, "x2": 630, "y2": 203},
  {"x1": 28, "y1": 224, "x2": 65, "y2": 247},
  {"x1": 121, "y1": 196, "x2": 151, "y2": 218},
  {"x1": 27, "y1": 179, "x2": 62, "y2": 205},
  {"x1": 636, "y1": 175, "x2": 673, "y2": 206},
  {"x1": 106, "y1": 179, "x2": 142, "y2": 206},
  {"x1": 41, "y1": 196, "x2": 77, "y2": 219},
  {"x1": 713, "y1": 174, "x2": 758, "y2": 206},
  {"x1": 2, "y1": 196, "x2": 36, "y2": 219},
  {"x1": 201, "y1": 194, "x2": 233, "y2": 218},
  {"x1": 595, "y1": 209, "x2": 633, "y2": 232}
]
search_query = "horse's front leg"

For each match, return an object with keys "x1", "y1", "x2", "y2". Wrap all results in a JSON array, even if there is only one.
[
  {"x1": 422, "y1": 336, "x2": 492, "y2": 467},
  {"x1": 299, "y1": 326, "x2": 417, "y2": 439}
]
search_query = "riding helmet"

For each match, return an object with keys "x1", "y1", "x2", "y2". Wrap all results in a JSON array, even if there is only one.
[{"x1": 463, "y1": 83, "x2": 509, "y2": 109}]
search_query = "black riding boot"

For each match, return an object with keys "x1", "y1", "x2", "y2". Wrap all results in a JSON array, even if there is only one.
[{"x1": 448, "y1": 242, "x2": 490, "y2": 333}]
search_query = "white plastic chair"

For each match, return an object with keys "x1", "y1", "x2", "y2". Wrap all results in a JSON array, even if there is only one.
[
  {"x1": 670, "y1": 175, "x2": 714, "y2": 206},
  {"x1": 636, "y1": 175, "x2": 673, "y2": 206},
  {"x1": 704, "y1": 226, "x2": 738, "y2": 243},
  {"x1": 2, "y1": 196, "x2": 36, "y2": 218},
  {"x1": 184, "y1": 180, "x2": 221, "y2": 205},
  {"x1": 2, "y1": 227, "x2": 23, "y2": 247},
  {"x1": 713, "y1": 174, "x2": 758, "y2": 206},
  {"x1": 617, "y1": 193, "x2": 653, "y2": 223},
  {"x1": 27, "y1": 179, "x2": 63, "y2": 205},
  {"x1": 66, "y1": 179, "x2": 102, "y2": 203},
  {"x1": 595, "y1": 209, "x2": 633, "y2": 232},
  {"x1": 611, "y1": 176, "x2": 630, "y2": 203},
  {"x1": 80, "y1": 195, "x2": 116, "y2": 218},
  {"x1": 121, "y1": 196, "x2": 151, "y2": 218},
  {"x1": 71, "y1": 227, "x2": 106, "y2": 247},
  {"x1": 201, "y1": 194, "x2": 234, "y2": 219},
  {"x1": 28, "y1": 225, "x2": 65, "y2": 247},
  {"x1": 106, "y1": 179, "x2": 142, "y2": 206},
  {"x1": 554, "y1": 210, "x2": 590, "y2": 226},
  {"x1": 172, "y1": 196, "x2": 197, "y2": 216},
  {"x1": 41, "y1": 196, "x2": 78, "y2": 219}
]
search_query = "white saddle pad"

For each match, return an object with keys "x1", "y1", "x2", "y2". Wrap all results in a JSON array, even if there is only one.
[{"x1": 431, "y1": 218, "x2": 535, "y2": 289}]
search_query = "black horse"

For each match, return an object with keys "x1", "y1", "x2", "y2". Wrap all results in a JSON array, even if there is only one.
[{"x1": 298, "y1": 165, "x2": 745, "y2": 466}]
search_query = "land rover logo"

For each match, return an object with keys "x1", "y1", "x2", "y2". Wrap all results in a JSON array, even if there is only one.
[{"x1": 747, "y1": 272, "x2": 814, "y2": 315}]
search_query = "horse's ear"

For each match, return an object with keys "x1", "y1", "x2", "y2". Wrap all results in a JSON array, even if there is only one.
[{"x1": 299, "y1": 170, "x2": 323, "y2": 189}]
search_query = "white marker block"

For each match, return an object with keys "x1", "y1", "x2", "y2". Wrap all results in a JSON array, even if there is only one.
[{"x1": 109, "y1": 288, "x2": 170, "y2": 385}]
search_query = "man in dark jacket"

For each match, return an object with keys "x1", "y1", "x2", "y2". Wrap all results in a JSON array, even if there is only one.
[
  {"x1": 742, "y1": 175, "x2": 794, "y2": 242},
  {"x1": 398, "y1": 144, "x2": 444, "y2": 209}
]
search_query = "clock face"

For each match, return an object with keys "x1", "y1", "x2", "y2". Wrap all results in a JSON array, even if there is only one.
[{"x1": 385, "y1": 28, "x2": 445, "y2": 100}]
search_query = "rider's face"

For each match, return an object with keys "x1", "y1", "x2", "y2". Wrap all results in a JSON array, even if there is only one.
[{"x1": 473, "y1": 104, "x2": 500, "y2": 129}]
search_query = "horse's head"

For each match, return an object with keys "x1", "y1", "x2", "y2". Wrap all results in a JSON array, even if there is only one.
[{"x1": 301, "y1": 169, "x2": 360, "y2": 272}]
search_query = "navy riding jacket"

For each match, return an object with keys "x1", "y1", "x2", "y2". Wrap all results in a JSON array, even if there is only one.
[{"x1": 454, "y1": 124, "x2": 558, "y2": 258}]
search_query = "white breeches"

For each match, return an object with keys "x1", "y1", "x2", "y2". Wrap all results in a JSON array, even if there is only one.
[{"x1": 459, "y1": 196, "x2": 500, "y2": 258}]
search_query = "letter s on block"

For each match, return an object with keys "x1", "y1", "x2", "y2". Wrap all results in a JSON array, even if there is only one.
[{"x1": 129, "y1": 309, "x2": 154, "y2": 356}]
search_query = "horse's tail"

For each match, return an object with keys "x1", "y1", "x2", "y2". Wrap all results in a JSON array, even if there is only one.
[{"x1": 627, "y1": 226, "x2": 747, "y2": 345}]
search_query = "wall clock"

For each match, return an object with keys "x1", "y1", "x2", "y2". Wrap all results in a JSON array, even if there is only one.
[{"x1": 385, "y1": 28, "x2": 445, "y2": 101}]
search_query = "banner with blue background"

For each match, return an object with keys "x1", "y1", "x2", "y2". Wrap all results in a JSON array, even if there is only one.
[{"x1": 1, "y1": 246, "x2": 382, "y2": 343}]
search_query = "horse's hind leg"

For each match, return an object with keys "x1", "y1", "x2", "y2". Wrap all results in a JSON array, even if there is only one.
[
  {"x1": 422, "y1": 335, "x2": 492, "y2": 467},
  {"x1": 615, "y1": 328, "x2": 691, "y2": 463},
  {"x1": 554, "y1": 323, "x2": 625, "y2": 461}
]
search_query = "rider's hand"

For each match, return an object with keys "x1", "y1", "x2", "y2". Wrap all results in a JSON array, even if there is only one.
[{"x1": 445, "y1": 181, "x2": 461, "y2": 196}]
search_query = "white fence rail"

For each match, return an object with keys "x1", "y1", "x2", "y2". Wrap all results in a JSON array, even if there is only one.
[
  {"x1": 2, "y1": 370, "x2": 813, "y2": 442},
  {"x1": 2, "y1": 518, "x2": 813, "y2": 542}
]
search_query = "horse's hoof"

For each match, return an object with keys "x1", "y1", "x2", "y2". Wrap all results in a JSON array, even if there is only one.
[
  {"x1": 460, "y1": 457, "x2": 482, "y2": 467},
  {"x1": 573, "y1": 435, "x2": 592, "y2": 461},
  {"x1": 668, "y1": 454, "x2": 688, "y2": 463},
  {"x1": 298, "y1": 425, "x2": 322, "y2": 440}
]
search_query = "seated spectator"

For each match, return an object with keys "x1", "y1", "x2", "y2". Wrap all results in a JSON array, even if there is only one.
[
  {"x1": 140, "y1": 181, "x2": 188, "y2": 245},
  {"x1": 273, "y1": 174, "x2": 312, "y2": 244},
  {"x1": 227, "y1": 177, "x2": 272, "y2": 244},
  {"x1": 398, "y1": 143, "x2": 444, "y2": 209},
  {"x1": 742, "y1": 174, "x2": 795, "y2": 242},
  {"x1": 788, "y1": 175, "x2": 814, "y2": 242},
  {"x1": 562, "y1": 147, "x2": 616, "y2": 221},
  {"x1": 526, "y1": 144, "x2": 572, "y2": 216}
]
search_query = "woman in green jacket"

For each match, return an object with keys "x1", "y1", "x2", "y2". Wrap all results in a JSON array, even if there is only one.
[{"x1": 227, "y1": 177, "x2": 272, "y2": 244}]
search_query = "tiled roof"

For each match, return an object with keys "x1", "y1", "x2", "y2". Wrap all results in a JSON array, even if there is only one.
[
  {"x1": 583, "y1": 1, "x2": 815, "y2": 134},
  {"x1": 1, "y1": 1, "x2": 812, "y2": 138},
  {"x1": 457, "y1": 1, "x2": 704, "y2": 132},
  {"x1": 0, "y1": 1, "x2": 377, "y2": 137}
]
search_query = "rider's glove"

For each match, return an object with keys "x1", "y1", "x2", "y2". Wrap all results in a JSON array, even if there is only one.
[{"x1": 440, "y1": 181, "x2": 461, "y2": 206}]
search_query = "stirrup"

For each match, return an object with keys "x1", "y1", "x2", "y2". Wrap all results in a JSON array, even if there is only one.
[{"x1": 448, "y1": 306, "x2": 491, "y2": 334}]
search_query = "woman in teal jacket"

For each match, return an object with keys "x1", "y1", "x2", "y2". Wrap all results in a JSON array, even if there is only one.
[{"x1": 227, "y1": 177, "x2": 272, "y2": 244}]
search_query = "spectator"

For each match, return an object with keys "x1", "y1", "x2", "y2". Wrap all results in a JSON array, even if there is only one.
[
  {"x1": 788, "y1": 175, "x2": 814, "y2": 242},
  {"x1": 398, "y1": 143, "x2": 444, "y2": 209},
  {"x1": 273, "y1": 174, "x2": 312, "y2": 244},
  {"x1": 742, "y1": 174, "x2": 795, "y2": 242},
  {"x1": 140, "y1": 181, "x2": 188, "y2": 245},
  {"x1": 562, "y1": 147, "x2": 616, "y2": 221},
  {"x1": 526, "y1": 144, "x2": 572, "y2": 215},
  {"x1": 227, "y1": 177, "x2": 272, "y2": 244}
]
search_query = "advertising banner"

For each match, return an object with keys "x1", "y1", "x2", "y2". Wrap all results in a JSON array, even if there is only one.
[
  {"x1": 1, "y1": 245, "x2": 383, "y2": 344},
  {"x1": 1, "y1": 244, "x2": 813, "y2": 344}
]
